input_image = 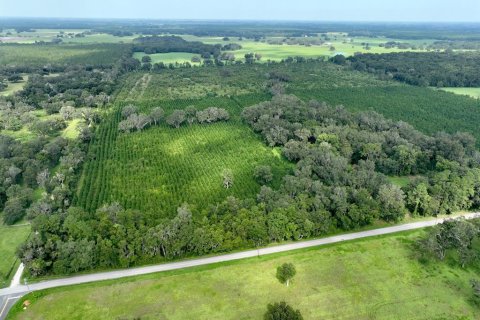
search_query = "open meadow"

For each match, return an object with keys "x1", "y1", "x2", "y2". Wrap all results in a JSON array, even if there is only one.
[
  {"x1": 439, "y1": 87, "x2": 480, "y2": 99},
  {"x1": 8, "y1": 230, "x2": 480, "y2": 319}
]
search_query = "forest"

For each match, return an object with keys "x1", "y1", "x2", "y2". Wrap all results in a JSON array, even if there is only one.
[{"x1": 346, "y1": 51, "x2": 480, "y2": 87}]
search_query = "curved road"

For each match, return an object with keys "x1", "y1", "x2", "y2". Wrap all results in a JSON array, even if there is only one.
[{"x1": 1, "y1": 212, "x2": 479, "y2": 319}]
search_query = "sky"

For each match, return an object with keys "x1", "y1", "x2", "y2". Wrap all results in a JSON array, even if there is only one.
[{"x1": 1, "y1": 0, "x2": 480, "y2": 22}]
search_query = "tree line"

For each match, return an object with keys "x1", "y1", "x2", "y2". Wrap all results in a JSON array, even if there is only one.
[
  {"x1": 345, "y1": 52, "x2": 480, "y2": 87},
  {"x1": 118, "y1": 105, "x2": 230, "y2": 133}
]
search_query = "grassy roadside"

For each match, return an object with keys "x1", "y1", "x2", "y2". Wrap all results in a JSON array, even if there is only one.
[
  {"x1": 8, "y1": 228, "x2": 480, "y2": 319},
  {"x1": 0, "y1": 223, "x2": 30, "y2": 288},
  {"x1": 20, "y1": 211, "x2": 476, "y2": 285}
]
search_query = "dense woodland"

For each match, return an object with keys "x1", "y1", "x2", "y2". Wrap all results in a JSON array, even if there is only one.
[
  {"x1": 133, "y1": 35, "x2": 222, "y2": 58},
  {"x1": 346, "y1": 52, "x2": 480, "y2": 87}
]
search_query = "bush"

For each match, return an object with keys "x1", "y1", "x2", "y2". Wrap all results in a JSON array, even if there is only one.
[{"x1": 264, "y1": 301, "x2": 303, "y2": 320}]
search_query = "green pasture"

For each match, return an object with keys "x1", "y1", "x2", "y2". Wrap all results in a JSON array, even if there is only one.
[
  {"x1": 438, "y1": 87, "x2": 480, "y2": 99},
  {"x1": 9, "y1": 230, "x2": 480, "y2": 319}
]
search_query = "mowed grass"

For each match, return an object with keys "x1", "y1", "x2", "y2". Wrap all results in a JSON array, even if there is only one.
[
  {"x1": 9, "y1": 230, "x2": 480, "y2": 319},
  {"x1": 0, "y1": 224, "x2": 30, "y2": 288},
  {"x1": 439, "y1": 87, "x2": 480, "y2": 99},
  {"x1": 133, "y1": 52, "x2": 202, "y2": 65}
]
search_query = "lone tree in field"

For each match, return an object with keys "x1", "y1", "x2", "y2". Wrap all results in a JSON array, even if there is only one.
[
  {"x1": 222, "y1": 169, "x2": 234, "y2": 189},
  {"x1": 264, "y1": 301, "x2": 303, "y2": 320},
  {"x1": 276, "y1": 263, "x2": 296, "y2": 287},
  {"x1": 166, "y1": 110, "x2": 186, "y2": 128},
  {"x1": 141, "y1": 55, "x2": 152, "y2": 63}
]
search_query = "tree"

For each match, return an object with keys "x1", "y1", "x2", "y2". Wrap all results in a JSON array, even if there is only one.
[
  {"x1": 264, "y1": 302, "x2": 303, "y2": 320},
  {"x1": 406, "y1": 183, "x2": 432, "y2": 216},
  {"x1": 166, "y1": 110, "x2": 186, "y2": 128},
  {"x1": 378, "y1": 184, "x2": 406, "y2": 222},
  {"x1": 121, "y1": 105, "x2": 138, "y2": 119},
  {"x1": 254, "y1": 165, "x2": 273, "y2": 185},
  {"x1": 141, "y1": 55, "x2": 152, "y2": 63},
  {"x1": 149, "y1": 107, "x2": 165, "y2": 125},
  {"x1": 222, "y1": 169, "x2": 234, "y2": 189},
  {"x1": 185, "y1": 106, "x2": 197, "y2": 125},
  {"x1": 59, "y1": 105, "x2": 75, "y2": 120},
  {"x1": 472, "y1": 279, "x2": 480, "y2": 300},
  {"x1": 3, "y1": 198, "x2": 26, "y2": 225},
  {"x1": 276, "y1": 263, "x2": 296, "y2": 286}
]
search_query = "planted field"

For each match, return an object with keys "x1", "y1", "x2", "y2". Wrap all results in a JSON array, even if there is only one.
[
  {"x1": 291, "y1": 85, "x2": 480, "y2": 143},
  {"x1": 75, "y1": 97, "x2": 292, "y2": 216},
  {"x1": 10, "y1": 230, "x2": 480, "y2": 319},
  {"x1": 0, "y1": 44, "x2": 128, "y2": 66},
  {"x1": 0, "y1": 223, "x2": 30, "y2": 288}
]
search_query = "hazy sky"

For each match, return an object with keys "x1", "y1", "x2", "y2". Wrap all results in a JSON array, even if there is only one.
[{"x1": 1, "y1": 0, "x2": 480, "y2": 22}]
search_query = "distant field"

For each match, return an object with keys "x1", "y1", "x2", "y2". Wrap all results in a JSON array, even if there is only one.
[
  {"x1": 179, "y1": 34, "x2": 427, "y2": 62},
  {"x1": 133, "y1": 52, "x2": 202, "y2": 65},
  {"x1": 0, "y1": 223, "x2": 30, "y2": 288},
  {"x1": 0, "y1": 44, "x2": 128, "y2": 66},
  {"x1": 0, "y1": 29, "x2": 135, "y2": 44},
  {"x1": 439, "y1": 87, "x2": 480, "y2": 99},
  {"x1": 10, "y1": 230, "x2": 480, "y2": 319}
]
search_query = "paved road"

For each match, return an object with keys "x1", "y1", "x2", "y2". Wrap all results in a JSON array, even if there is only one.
[{"x1": 1, "y1": 212, "x2": 479, "y2": 319}]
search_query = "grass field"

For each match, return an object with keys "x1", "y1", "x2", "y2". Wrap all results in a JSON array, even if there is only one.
[
  {"x1": 178, "y1": 34, "x2": 427, "y2": 62},
  {"x1": 0, "y1": 223, "x2": 30, "y2": 288},
  {"x1": 9, "y1": 229, "x2": 480, "y2": 319},
  {"x1": 439, "y1": 87, "x2": 480, "y2": 99},
  {"x1": 133, "y1": 52, "x2": 202, "y2": 65}
]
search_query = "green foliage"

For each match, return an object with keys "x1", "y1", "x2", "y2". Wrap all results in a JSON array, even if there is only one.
[
  {"x1": 418, "y1": 219, "x2": 480, "y2": 268},
  {"x1": 276, "y1": 263, "x2": 296, "y2": 286},
  {"x1": 264, "y1": 301, "x2": 303, "y2": 320},
  {"x1": 348, "y1": 52, "x2": 480, "y2": 87}
]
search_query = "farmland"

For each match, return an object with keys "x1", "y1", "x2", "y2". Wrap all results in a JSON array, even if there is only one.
[
  {"x1": 9, "y1": 229, "x2": 480, "y2": 319},
  {"x1": 76, "y1": 61, "x2": 480, "y2": 218},
  {"x1": 75, "y1": 96, "x2": 292, "y2": 216},
  {"x1": 0, "y1": 43, "x2": 128, "y2": 66},
  {"x1": 2, "y1": 19, "x2": 480, "y2": 320}
]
